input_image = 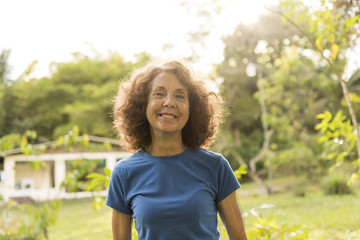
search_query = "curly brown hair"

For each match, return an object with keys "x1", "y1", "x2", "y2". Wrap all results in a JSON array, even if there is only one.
[{"x1": 113, "y1": 60, "x2": 223, "y2": 152}]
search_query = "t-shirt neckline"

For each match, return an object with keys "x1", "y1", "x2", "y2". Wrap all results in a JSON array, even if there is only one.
[{"x1": 139, "y1": 148, "x2": 192, "y2": 161}]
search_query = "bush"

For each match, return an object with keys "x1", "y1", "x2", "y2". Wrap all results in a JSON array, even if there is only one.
[
  {"x1": 246, "y1": 216, "x2": 309, "y2": 240},
  {"x1": 0, "y1": 200, "x2": 61, "y2": 239},
  {"x1": 293, "y1": 181, "x2": 307, "y2": 197},
  {"x1": 323, "y1": 174, "x2": 353, "y2": 195}
]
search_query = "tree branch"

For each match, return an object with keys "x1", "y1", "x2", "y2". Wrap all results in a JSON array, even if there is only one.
[
  {"x1": 230, "y1": 150, "x2": 247, "y2": 166},
  {"x1": 249, "y1": 129, "x2": 274, "y2": 171},
  {"x1": 266, "y1": 6, "x2": 360, "y2": 176}
]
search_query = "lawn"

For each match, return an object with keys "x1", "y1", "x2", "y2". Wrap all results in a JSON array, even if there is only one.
[
  {"x1": 47, "y1": 178, "x2": 360, "y2": 240},
  {"x1": 48, "y1": 198, "x2": 113, "y2": 240}
]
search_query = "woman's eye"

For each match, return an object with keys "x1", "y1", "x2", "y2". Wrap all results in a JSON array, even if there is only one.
[
  {"x1": 154, "y1": 91, "x2": 165, "y2": 97},
  {"x1": 176, "y1": 94, "x2": 185, "y2": 99}
]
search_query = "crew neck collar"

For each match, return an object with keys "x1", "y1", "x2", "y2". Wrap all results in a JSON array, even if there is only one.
[{"x1": 139, "y1": 148, "x2": 192, "y2": 161}]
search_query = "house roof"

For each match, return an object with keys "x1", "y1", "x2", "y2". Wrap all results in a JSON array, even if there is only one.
[{"x1": 0, "y1": 135, "x2": 123, "y2": 157}]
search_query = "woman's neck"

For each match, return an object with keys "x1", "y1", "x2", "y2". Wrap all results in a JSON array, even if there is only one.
[{"x1": 145, "y1": 133, "x2": 187, "y2": 156}]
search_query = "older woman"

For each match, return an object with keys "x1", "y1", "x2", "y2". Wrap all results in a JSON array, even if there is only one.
[{"x1": 106, "y1": 60, "x2": 248, "y2": 240}]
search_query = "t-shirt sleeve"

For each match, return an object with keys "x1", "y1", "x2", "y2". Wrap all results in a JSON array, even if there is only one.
[
  {"x1": 216, "y1": 155, "x2": 241, "y2": 203},
  {"x1": 105, "y1": 164, "x2": 133, "y2": 215}
]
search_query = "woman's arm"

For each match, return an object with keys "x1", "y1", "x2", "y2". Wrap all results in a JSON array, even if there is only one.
[
  {"x1": 217, "y1": 191, "x2": 248, "y2": 240},
  {"x1": 112, "y1": 209, "x2": 133, "y2": 240}
]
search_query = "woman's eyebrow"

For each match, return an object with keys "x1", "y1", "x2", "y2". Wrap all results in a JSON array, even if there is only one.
[
  {"x1": 175, "y1": 88, "x2": 187, "y2": 93},
  {"x1": 153, "y1": 86, "x2": 186, "y2": 93},
  {"x1": 153, "y1": 86, "x2": 166, "y2": 91}
]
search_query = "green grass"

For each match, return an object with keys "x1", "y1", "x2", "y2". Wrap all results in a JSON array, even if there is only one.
[
  {"x1": 46, "y1": 178, "x2": 360, "y2": 240},
  {"x1": 237, "y1": 177, "x2": 360, "y2": 240},
  {"x1": 48, "y1": 198, "x2": 112, "y2": 240}
]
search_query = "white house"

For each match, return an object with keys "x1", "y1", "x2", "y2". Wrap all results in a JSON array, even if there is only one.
[{"x1": 0, "y1": 135, "x2": 130, "y2": 202}]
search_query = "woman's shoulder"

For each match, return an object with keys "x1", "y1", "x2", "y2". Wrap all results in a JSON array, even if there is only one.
[
  {"x1": 193, "y1": 147, "x2": 221, "y2": 157},
  {"x1": 191, "y1": 147, "x2": 225, "y2": 163},
  {"x1": 113, "y1": 150, "x2": 146, "y2": 171}
]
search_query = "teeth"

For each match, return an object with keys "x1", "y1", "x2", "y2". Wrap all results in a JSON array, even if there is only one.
[{"x1": 161, "y1": 114, "x2": 175, "y2": 119}]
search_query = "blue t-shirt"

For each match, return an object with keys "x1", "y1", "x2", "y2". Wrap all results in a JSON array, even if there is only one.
[{"x1": 106, "y1": 147, "x2": 240, "y2": 240}]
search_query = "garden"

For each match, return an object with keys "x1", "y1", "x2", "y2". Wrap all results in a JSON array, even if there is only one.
[{"x1": 1, "y1": 0, "x2": 360, "y2": 239}]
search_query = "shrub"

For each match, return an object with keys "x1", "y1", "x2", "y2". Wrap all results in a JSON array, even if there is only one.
[
  {"x1": 0, "y1": 200, "x2": 61, "y2": 239},
  {"x1": 293, "y1": 182, "x2": 307, "y2": 197},
  {"x1": 246, "y1": 216, "x2": 309, "y2": 240},
  {"x1": 323, "y1": 174, "x2": 353, "y2": 195}
]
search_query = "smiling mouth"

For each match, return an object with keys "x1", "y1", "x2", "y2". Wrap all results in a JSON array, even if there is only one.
[{"x1": 159, "y1": 114, "x2": 177, "y2": 119}]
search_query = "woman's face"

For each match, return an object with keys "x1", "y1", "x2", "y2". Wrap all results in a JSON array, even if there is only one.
[{"x1": 146, "y1": 72, "x2": 189, "y2": 137}]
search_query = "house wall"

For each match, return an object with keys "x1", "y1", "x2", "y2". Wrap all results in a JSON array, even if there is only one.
[
  {"x1": 15, "y1": 161, "x2": 53, "y2": 189},
  {"x1": 1, "y1": 151, "x2": 131, "y2": 202}
]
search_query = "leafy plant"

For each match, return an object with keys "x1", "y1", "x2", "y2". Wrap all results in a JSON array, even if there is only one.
[
  {"x1": 234, "y1": 165, "x2": 248, "y2": 179},
  {"x1": 276, "y1": 0, "x2": 360, "y2": 184},
  {"x1": 86, "y1": 167, "x2": 111, "y2": 210},
  {"x1": 0, "y1": 200, "x2": 61, "y2": 239},
  {"x1": 242, "y1": 203, "x2": 309, "y2": 239},
  {"x1": 247, "y1": 216, "x2": 309, "y2": 240},
  {"x1": 293, "y1": 181, "x2": 307, "y2": 197},
  {"x1": 323, "y1": 174, "x2": 353, "y2": 195},
  {"x1": 61, "y1": 159, "x2": 103, "y2": 192},
  {"x1": 315, "y1": 110, "x2": 359, "y2": 183}
]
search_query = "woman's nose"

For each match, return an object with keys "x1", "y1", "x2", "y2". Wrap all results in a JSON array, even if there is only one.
[{"x1": 163, "y1": 95, "x2": 175, "y2": 108}]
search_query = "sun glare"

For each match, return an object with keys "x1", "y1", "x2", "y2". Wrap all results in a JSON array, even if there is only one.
[{"x1": 0, "y1": 0, "x2": 279, "y2": 79}]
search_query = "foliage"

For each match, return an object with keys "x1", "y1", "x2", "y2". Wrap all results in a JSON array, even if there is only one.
[
  {"x1": 315, "y1": 110, "x2": 359, "y2": 183},
  {"x1": 0, "y1": 49, "x2": 11, "y2": 85},
  {"x1": 0, "y1": 200, "x2": 61, "y2": 240},
  {"x1": 279, "y1": 0, "x2": 360, "y2": 181},
  {"x1": 55, "y1": 125, "x2": 90, "y2": 151},
  {"x1": 280, "y1": 0, "x2": 360, "y2": 55},
  {"x1": 323, "y1": 174, "x2": 353, "y2": 195},
  {"x1": 87, "y1": 167, "x2": 111, "y2": 191},
  {"x1": 233, "y1": 164, "x2": 248, "y2": 179},
  {"x1": 292, "y1": 181, "x2": 307, "y2": 197},
  {"x1": 0, "y1": 51, "x2": 151, "y2": 140},
  {"x1": 217, "y1": 11, "x2": 296, "y2": 161},
  {"x1": 215, "y1": 11, "x2": 305, "y2": 193},
  {"x1": 242, "y1": 202, "x2": 309, "y2": 239},
  {"x1": 0, "y1": 130, "x2": 37, "y2": 153},
  {"x1": 247, "y1": 216, "x2": 309, "y2": 240},
  {"x1": 61, "y1": 159, "x2": 104, "y2": 193},
  {"x1": 261, "y1": 47, "x2": 340, "y2": 179},
  {"x1": 86, "y1": 167, "x2": 112, "y2": 210}
]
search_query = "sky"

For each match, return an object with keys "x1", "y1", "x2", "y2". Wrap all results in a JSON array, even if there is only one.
[{"x1": 0, "y1": 0, "x2": 278, "y2": 79}]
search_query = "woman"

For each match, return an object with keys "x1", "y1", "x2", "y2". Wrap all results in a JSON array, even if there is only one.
[{"x1": 106, "y1": 60, "x2": 248, "y2": 240}]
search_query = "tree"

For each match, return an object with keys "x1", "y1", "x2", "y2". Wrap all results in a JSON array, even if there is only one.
[
  {"x1": 216, "y1": 12, "x2": 300, "y2": 194},
  {"x1": 261, "y1": 46, "x2": 341, "y2": 179},
  {"x1": 0, "y1": 49, "x2": 11, "y2": 85},
  {"x1": 0, "y1": 51, "x2": 151, "y2": 140},
  {"x1": 270, "y1": 0, "x2": 360, "y2": 181}
]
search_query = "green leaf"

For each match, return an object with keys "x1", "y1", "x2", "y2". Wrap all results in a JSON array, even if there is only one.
[
  {"x1": 86, "y1": 173, "x2": 107, "y2": 181},
  {"x1": 104, "y1": 167, "x2": 112, "y2": 178},
  {"x1": 349, "y1": 92, "x2": 360, "y2": 103},
  {"x1": 318, "y1": 135, "x2": 329, "y2": 143},
  {"x1": 315, "y1": 35, "x2": 324, "y2": 49},
  {"x1": 87, "y1": 181, "x2": 102, "y2": 191},
  {"x1": 326, "y1": 152, "x2": 337, "y2": 160},
  {"x1": 348, "y1": 173, "x2": 359, "y2": 185},
  {"x1": 316, "y1": 113, "x2": 326, "y2": 119},
  {"x1": 335, "y1": 152, "x2": 347, "y2": 162},
  {"x1": 234, "y1": 165, "x2": 247, "y2": 179}
]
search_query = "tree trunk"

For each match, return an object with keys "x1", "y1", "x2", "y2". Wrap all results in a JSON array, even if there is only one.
[
  {"x1": 230, "y1": 129, "x2": 274, "y2": 195},
  {"x1": 248, "y1": 170, "x2": 273, "y2": 195}
]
